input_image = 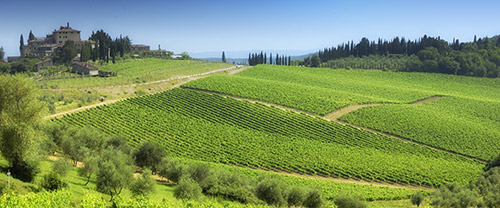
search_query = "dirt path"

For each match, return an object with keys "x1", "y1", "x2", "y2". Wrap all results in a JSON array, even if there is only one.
[
  {"x1": 227, "y1": 65, "x2": 251, "y2": 75},
  {"x1": 44, "y1": 65, "x2": 242, "y2": 120},
  {"x1": 324, "y1": 96, "x2": 443, "y2": 122},
  {"x1": 324, "y1": 104, "x2": 382, "y2": 121}
]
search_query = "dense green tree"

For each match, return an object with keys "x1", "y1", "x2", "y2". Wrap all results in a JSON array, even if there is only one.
[
  {"x1": 222, "y1": 51, "x2": 226, "y2": 63},
  {"x1": 135, "y1": 141, "x2": 166, "y2": 174},
  {"x1": 0, "y1": 46, "x2": 4, "y2": 61},
  {"x1": 174, "y1": 176, "x2": 203, "y2": 200},
  {"x1": 80, "y1": 43, "x2": 92, "y2": 62},
  {"x1": 287, "y1": 187, "x2": 306, "y2": 207},
  {"x1": 96, "y1": 147, "x2": 134, "y2": 201},
  {"x1": 0, "y1": 75, "x2": 45, "y2": 181},
  {"x1": 310, "y1": 55, "x2": 321, "y2": 67},
  {"x1": 411, "y1": 192, "x2": 425, "y2": 207},
  {"x1": 130, "y1": 169, "x2": 156, "y2": 197},
  {"x1": 255, "y1": 177, "x2": 287, "y2": 206},
  {"x1": 58, "y1": 40, "x2": 78, "y2": 64}
]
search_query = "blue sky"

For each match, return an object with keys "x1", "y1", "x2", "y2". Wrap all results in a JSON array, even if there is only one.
[{"x1": 1, "y1": 0, "x2": 500, "y2": 58}]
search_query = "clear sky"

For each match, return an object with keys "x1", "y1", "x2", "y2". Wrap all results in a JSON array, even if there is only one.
[{"x1": 1, "y1": 0, "x2": 500, "y2": 58}]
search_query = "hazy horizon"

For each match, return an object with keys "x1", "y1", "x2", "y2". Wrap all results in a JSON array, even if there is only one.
[{"x1": 1, "y1": 0, "x2": 500, "y2": 58}]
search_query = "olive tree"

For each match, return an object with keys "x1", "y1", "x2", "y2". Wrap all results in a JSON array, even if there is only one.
[{"x1": 0, "y1": 75, "x2": 45, "y2": 181}]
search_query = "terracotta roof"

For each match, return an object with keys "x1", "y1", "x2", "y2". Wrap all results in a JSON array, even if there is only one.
[{"x1": 73, "y1": 62, "x2": 98, "y2": 71}]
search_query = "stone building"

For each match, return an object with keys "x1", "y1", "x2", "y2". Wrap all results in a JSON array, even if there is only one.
[
  {"x1": 35, "y1": 58, "x2": 53, "y2": 71},
  {"x1": 131, "y1": 44, "x2": 150, "y2": 54},
  {"x1": 22, "y1": 23, "x2": 95, "y2": 57},
  {"x1": 72, "y1": 62, "x2": 99, "y2": 76}
]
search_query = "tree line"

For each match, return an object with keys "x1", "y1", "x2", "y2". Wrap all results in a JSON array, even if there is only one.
[
  {"x1": 248, "y1": 52, "x2": 291, "y2": 66},
  {"x1": 302, "y1": 35, "x2": 500, "y2": 78}
]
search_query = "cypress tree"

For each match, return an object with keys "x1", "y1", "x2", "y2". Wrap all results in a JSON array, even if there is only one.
[
  {"x1": 270, "y1": 53, "x2": 273, "y2": 65},
  {"x1": 264, "y1": 53, "x2": 267, "y2": 64},
  {"x1": 19, "y1": 34, "x2": 24, "y2": 53},
  {"x1": 288, "y1": 56, "x2": 291, "y2": 66},
  {"x1": 222, "y1": 51, "x2": 226, "y2": 63},
  {"x1": 276, "y1": 53, "x2": 279, "y2": 65},
  {"x1": 28, "y1": 30, "x2": 35, "y2": 41}
]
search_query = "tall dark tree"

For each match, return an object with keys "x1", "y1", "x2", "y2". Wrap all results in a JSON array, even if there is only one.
[
  {"x1": 222, "y1": 51, "x2": 226, "y2": 63},
  {"x1": 28, "y1": 30, "x2": 35, "y2": 41},
  {"x1": 269, "y1": 53, "x2": 273, "y2": 65},
  {"x1": 19, "y1": 34, "x2": 24, "y2": 53}
]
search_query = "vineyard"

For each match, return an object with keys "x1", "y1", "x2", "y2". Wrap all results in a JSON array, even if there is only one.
[
  {"x1": 44, "y1": 58, "x2": 233, "y2": 89},
  {"x1": 182, "y1": 65, "x2": 438, "y2": 115},
  {"x1": 54, "y1": 88, "x2": 482, "y2": 187},
  {"x1": 339, "y1": 96, "x2": 500, "y2": 161},
  {"x1": 183, "y1": 65, "x2": 500, "y2": 161}
]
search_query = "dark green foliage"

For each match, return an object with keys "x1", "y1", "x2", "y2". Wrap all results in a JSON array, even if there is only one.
[
  {"x1": 0, "y1": 46, "x2": 4, "y2": 61},
  {"x1": 204, "y1": 168, "x2": 257, "y2": 204},
  {"x1": 248, "y1": 52, "x2": 290, "y2": 66},
  {"x1": 129, "y1": 169, "x2": 156, "y2": 197},
  {"x1": 411, "y1": 192, "x2": 424, "y2": 207},
  {"x1": 80, "y1": 43, "x2": 92, "y2": 62},
  {"x1": 41, "y1": 172, "x2": 67, "y2": 191},
  {"x1": 431, "y1": 183, "x2": 478, "y2": 208},
  {"x1": 105, "y1": 135, "x2": 131, "y2": 155},
  {"x1": 303, "y1": 189, "x2": 323, "y2": 208},
  {"x1": 314, "y1": 35, "x2": 500, "y2": 78},
  {"x1": 10, "y1": 159, "x2": 40, "y2": 183},
  {"x1": 222, "y1": 51, "x2": 226, "y2": 63},
  {"x1": 188, "y1": 163, "x2": 211, "y2": 189},
  {"x1": 334, "y1": 195, "x2": 366, "y2": 208},
  {"x1": 52, "y1": 159, "x2": 72, "y2": 177},
  {"x1": 255, "y1": 177, "x2": 287, "y2": 206},
  {"x1": 134, "y1": 141, "x2": 165, "y2": 174},
  {"x1": 158, "y1": 157, "x2": 187, "y2": 183},
  {"x1": 310, "y1": 55, "x2": 321, "y2": 67},
  {"x1": 287, "y1": 187, "x2": 307, "y2": 207},
  {"x1": 28, "y1": 30, "x2": 35, "y2": 41},
  {"x1": 174, "y1": 176, "x2": 202, "y2": 200},
  {"x1": 57, "y1": 40, "x2": 78, "y2": 64},
  {"x1": 19, "y1": 34, "x2": 24, "y2": 52}
]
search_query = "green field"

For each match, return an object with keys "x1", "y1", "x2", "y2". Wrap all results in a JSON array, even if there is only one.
[
  {"x1": 182, "y1": 65, "x2": 437, "y2": 115},
  {"x1": 340, "y1": 96, "x2": 500, "y2": 161},
  {"x1": 43, "y1": 58, "x2": 233, "y2": 89},
  {"x1": 183, "y1": 65, "x2": 500, "y2": 161},
  {"x1": 54, "y1": 88, "x2": 482, "y2": 187}
]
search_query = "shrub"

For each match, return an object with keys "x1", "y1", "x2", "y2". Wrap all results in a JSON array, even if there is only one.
[
  {"x1": 334, "y1": 195, "x2": 365, "y2": 208},
  {"x1": 158, "y1": 157, "x2": 187, "y2": 183},
  {"x1": 255, "y1": 177, "x2": 287, "y2": 206},
  {"x1": 287, "y1": 187, "x2": 307, "y2": 207},
  {"x1": 10, "y1": 159, "x2": 40, "y2": 182},
  {"x1": 52, "y1": 159, "x2": 72, "y2": 177},
  {"x1": 130, "y1": 169, "x2": 156, "y2": 197},
  {"x1": 411, "y1": 192, "x2": 425, "y2": 207},
  {"x1": 174, "y1": 176, "x2": 202, "y2": 200},
  {"x1": 188, "y1": 163, "x2": 211, "y2": 189},
  {"x1": 303, "y1": 189, "x2": 323, "y2": 208},
  {"x1": 205, "y1": 169, "x2": 257, "y2": 204},
  {"x1": 41, "y1": 172, "x2": 67, "y2": 191}
]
